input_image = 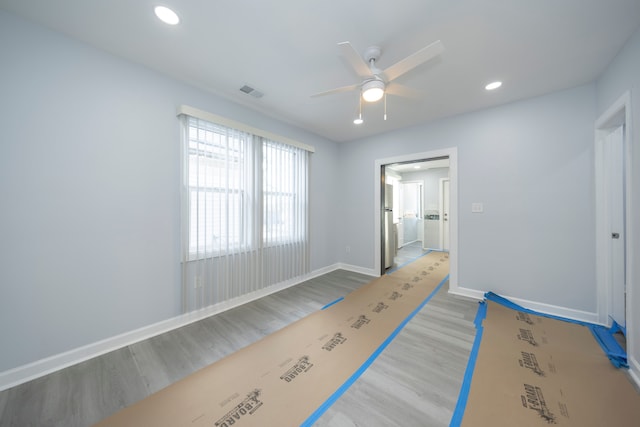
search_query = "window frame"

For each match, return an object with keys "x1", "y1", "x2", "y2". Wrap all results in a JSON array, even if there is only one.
[{"x1": 181, "y1": 113, "x2": 309, "y2": 262}]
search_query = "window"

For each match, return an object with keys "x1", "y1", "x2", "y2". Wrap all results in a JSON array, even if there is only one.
[
  {"x1": 186, "y1": 118, "x2": 253, "y2": 257},
  {"x1": 263, "y1": 141, "x2": 305, "y2": 245},
  {"x1": 179, "y1": 106, "x2": 313, "y2": 311},
  {"x1": 180, "y1": 111, "x2": 309, "y2": 263}
]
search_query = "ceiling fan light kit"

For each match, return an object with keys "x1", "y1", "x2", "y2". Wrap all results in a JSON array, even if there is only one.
[{"x1": 362, "y1": 79, "x2": 385, "y2": 102}]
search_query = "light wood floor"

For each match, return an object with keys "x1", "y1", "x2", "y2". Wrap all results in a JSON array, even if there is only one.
[{"x1": 0, "y1": 264, "x2": 478, "y2": 427}]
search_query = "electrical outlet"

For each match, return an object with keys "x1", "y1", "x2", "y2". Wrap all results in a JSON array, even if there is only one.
[
  {"x1": 471, "y1": 203, "x2": 484, "y2": 213},
  {"x1": 346, "y1": 246, "x2": 351, "y2": 253},
  {"x1": 195, "y1": 276, "x2": 203, "y2": 288}
]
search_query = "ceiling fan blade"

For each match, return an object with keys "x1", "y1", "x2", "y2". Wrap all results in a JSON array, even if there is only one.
[
  {"x1": 382, "y1": 40, "x2": 444, "y2": 82},
  {"x1": 338, "y1": 41, "x2": 374, "y2": 79},
  {"x1": 311, "y1": 83, "x2": 360, "y2": 98},
  {"x1": 385, "y1": 82, "x2": 421, "y2": 99}
]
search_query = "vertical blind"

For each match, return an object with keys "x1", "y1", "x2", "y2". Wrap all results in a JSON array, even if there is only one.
[{"x1": 179, "y1": 110, "x2": 311, "y2": 312}]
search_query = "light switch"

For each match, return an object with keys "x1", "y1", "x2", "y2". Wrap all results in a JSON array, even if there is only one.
[{"x1": 472, "y1": 203, "x2": 484, "y2": 213}]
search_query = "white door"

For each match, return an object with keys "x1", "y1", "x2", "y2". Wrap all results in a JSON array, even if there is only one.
[
  {"x1": 604, "y1": 125, "x2": 626, "y2": 327},
  {"x1": 441, "y1": 179, "x2": 450, "y2": 251}
]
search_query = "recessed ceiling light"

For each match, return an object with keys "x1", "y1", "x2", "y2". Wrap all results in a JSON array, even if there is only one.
[
  {"x1": 485, "y1": 81, "x2": 502, "y2": 91},
  {"x1": 154, "y1": 6, "x2": 180, "y2": 25},
  {"x1": 414, "y1": 165, "x2": 420, "y2": 169},
  {"x1": 353, "y1": 117, "x2": 363, "y2": 125}
]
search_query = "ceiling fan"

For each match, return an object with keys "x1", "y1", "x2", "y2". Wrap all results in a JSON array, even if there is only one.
[{"x1": 312, "y1": 40, "x2": 445, "y2": 104}]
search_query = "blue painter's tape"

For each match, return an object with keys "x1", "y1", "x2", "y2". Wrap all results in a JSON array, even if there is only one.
[
  {"x1": 610, "y1": 319, "x2": 626, "y2": 337},
  {"x1": 386, "y1": 250, "x2": 433, "y2": 275},
  {"x1": 589, "y1": 324, "x2": 628, "y2": 368},
  {"x1": 473, "y1": 300, "x2": 487, "y2": 329},
  {"x1": 450, "y1": 301, "x2": 486, "y2": 427},
  {"x1": 321, "y1": 297, "x2": 344, "y2": 310},
  {"x1": 619, "y1": 323, "x2": 627, "y2": 337},
  {"x1": 300, "y1": 274, "x2": 449, "y2": 427}
]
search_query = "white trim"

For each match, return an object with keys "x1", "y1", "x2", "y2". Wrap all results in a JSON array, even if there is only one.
[
  {"x1": 629, "y1": 356, "x2": 640, "y2": 391},
  {"x1": 448, "y1": 286, "x2": 484, "y2": 301},
  {"x1": 594, "y1": 129, "x2": 608, "y2": 325},
  {"x1": 374, "y1": 148, "x2": 458, "y2": 291},
  {"x1": 595, "y1": 92, "x2": 631, "y2": 129},
  {"x1": 0, "y1": 263, "x2": 356, "y2": 392},
  {"x1": 177, "y1": 105, "x2": 315, "y2": 153},
  {"x1": 594, "y1": 91, "x2": 634, "y2": 364},
  {"x1": 336, "y1": 263, "x2": 378, "y2": 277},
  {"x1": 504, "y1": 294, "x2": 602, "y2": 325},
  {"x1": 450, "y1": 286, "x2": 601, "y2": 325}
]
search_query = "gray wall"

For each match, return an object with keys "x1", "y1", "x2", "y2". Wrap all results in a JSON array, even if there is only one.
[
  {"x1": 0, "y1": 11, "x2": 339, "y2": 372},
  {"x1": 336, "y1": 85, "x2": 597, "y2": 313},
  {"x1": 596, "y1": 25, "x2": 640, "y2": 380}
]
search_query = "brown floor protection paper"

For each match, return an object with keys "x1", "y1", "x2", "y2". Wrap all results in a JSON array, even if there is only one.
[
  {"x1": 94, "y1": 252, "x2": 449, "y2": 427},
  {"x1": 461, "y1": 300, "x2": 640, "y2": 426}
]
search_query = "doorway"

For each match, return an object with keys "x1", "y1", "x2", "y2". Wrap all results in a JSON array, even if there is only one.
[
  {"x1": 375, "y1": 148, "x2": 458, "y2": 287},
  {"x1": 595, "y1": 92, "x2": 632, "y2": 330},
  {"x1": 384, "y1": 160, "x2": 449, "y2": 269}
]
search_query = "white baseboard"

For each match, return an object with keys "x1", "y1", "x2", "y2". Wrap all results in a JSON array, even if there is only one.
[
  {"x1": 629, "y1": 355, "x2": 640, "y2": 390},
  {"x1": 448, "y1": 286, "x2": 484, "y2": 301},
  {"x1": 0, "y1": 264, "x2": 346, "y2": 392},
  {"x1": 449, "y1": 286, "x2": 601, "y2": 325},
  {"x1": 504, "y1": 293, "x2": 601, "y2": 325},
  {"x1": 335, "y1": 263, "x2": 378, "y2": 277}
]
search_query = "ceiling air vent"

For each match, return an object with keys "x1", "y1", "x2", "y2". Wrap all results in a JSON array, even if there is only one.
[{"x1": 239, "y1": 85, "x2": 264, "y2": 99}]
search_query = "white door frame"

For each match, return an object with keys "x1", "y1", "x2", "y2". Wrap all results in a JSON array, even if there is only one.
[
  {"x1": 594, "y1": 91, "x2": 633, "y2": 328},
  {"x1": 374, "y1": 147, "x2": 458, "y2": 294}
]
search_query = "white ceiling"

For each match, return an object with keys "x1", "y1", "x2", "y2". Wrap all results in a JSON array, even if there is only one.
[{"x1": 2, "y1": 0, "x2": 639, "y2": 143}]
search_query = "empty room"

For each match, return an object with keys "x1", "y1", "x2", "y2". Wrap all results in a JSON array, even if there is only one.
[{"x1": 1, "y1": 1, "x2": 640, "y2": 426}]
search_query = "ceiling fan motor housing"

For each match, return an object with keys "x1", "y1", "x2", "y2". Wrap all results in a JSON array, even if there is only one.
[{"x1": 364, "y1": 46, "x2": 381, "y2": 63}]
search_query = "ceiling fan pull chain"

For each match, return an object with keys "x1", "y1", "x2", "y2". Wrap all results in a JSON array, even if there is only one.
[{"x1": 384, "y1": 93, "x2": 388, "y2": 121}]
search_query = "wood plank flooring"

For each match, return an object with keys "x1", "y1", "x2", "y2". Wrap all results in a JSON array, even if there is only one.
[
  {"x1": 315, "y1": 283, "x2": 477, "y2": 426},
  {"x1": 0, "y1": 261, "x2": 478, "y2": 427}
]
